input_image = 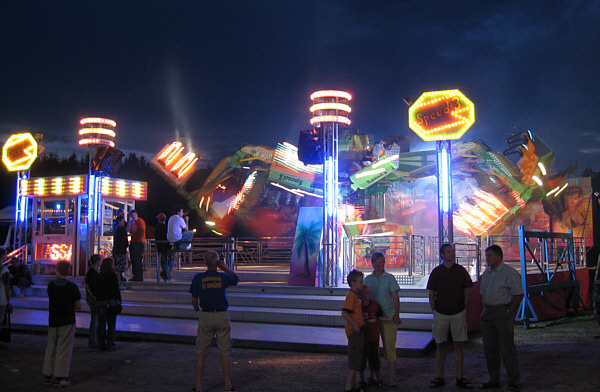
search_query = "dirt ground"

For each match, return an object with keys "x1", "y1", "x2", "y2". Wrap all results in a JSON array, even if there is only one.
[{"x1": 1, "y1": 313, "x2": 599, "y2": 392}]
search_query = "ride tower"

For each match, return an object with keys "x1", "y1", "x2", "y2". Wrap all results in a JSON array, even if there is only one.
[{"x1": 310, "y1": 90, "x2": 352, "y2": 287}]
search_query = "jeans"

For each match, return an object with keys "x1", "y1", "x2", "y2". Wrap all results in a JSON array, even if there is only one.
[
  {"x1": 129, "y1": 242, "x2": 144, "y2": 281},
  {"x1": 87, "y1": 299, "x2": 99, "y2": 347},
  {"x1": 97, "y1": 303, "x2": 117, "y2": 350},
  {"x1": 160, "y1": 252, "x2": 175, "y2": 280},
  {"x1": 175, "y1": 230, "x2": 194, "y2": 250}
]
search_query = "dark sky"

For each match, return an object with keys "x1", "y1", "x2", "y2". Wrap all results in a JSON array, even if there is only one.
[{"x1": 1, "y1": 1, "x2": 599, "y2": 174}]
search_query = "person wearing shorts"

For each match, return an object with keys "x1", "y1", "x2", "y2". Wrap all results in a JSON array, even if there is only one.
[
  {"x1": 427, "y1": 243, "x2": 474, "y2": 389},
  {"x1": 189, "y1": 250, "x2": 240, "y2": 392},
  {"x1": 112, "y1": 216, "x2": 128, "y2": 289},
  {"x1": 342, "y1": 269, "x2": 365, "y2": 392}
]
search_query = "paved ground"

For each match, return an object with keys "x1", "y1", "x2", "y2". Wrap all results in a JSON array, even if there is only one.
[{"x1": 1, "y1": 314, "x2": 599, "y2": 392}]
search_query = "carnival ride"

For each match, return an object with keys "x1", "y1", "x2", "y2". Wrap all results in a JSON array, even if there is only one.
[{"x1": 151, "y1": 129, "x2": 575, "y2": 241}]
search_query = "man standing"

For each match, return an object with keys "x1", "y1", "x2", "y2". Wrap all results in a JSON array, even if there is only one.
[
  {"x1": 364, "y1": 251, "x2": 400, "y2": 386},
  {"x1": 479, "y1": 245, "x2": 523, "y2": 392},
  {"x1": 427, "y1": 244, "x2": 474, "y2": 389},
  {"x1": 127, "y1": 210, "x2": 146, "y2": 282},
  {"x1": 113, "y1": 216, "x2": 129, "y2": 289},
  {"x1": 168, "y1": 206, "x2": 194, "y2": 250},
  {"x1": 189, "y1": 250, "x2": 240, "y2": 392},
  {"x1": 8, "y1": 257, "x2": 33, "y2": 297}
]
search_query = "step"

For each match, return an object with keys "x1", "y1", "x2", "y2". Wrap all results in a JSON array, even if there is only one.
[
  {"x1": 11, "y1": 296, "x2": 435, "y2": 331},
  {"x1": 9, "y1": 308, "x2": 434, "y2": 356}
]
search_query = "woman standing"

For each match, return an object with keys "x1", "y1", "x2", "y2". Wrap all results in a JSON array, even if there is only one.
[
  {"x1": 84, "y1": 254, "x2": 102, "y2": 348},
  {"x1": 96, "y1": 258, "x2": 121, "y2": 351}
]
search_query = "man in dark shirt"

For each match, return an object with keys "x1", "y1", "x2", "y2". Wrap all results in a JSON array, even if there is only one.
[
  {"x1": 42, "y1": 261, "x2": 81, "y2": 387},
  {"x1": 113, "y1": 216, "x2": 128, "y2": 289},
  {"x1": 427, "y1": 244, "x2": 474, "y2": 389},
  {"x1": 189, "y1": 250, "x2": 240, "y2": 392},
  {"x1": 155, "y1": 213, "x2": 171, "y2": 282}
]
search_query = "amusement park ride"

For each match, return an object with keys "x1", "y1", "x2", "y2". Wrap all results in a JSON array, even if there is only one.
[{"x1": 0, "y1": 89, "x2": 586, "y2": 291}]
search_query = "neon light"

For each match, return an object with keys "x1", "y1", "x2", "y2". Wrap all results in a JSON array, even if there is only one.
[
  {"x1": 408, "y1": 89, "x2": 475, "y2": 141},
  {"x1": 325, "y1": 157, "x2": 335, "y2": 217},
  {"x1": 344, "y1": 218, "x2": 387, "y2": 226},
  {"x1": 205, "y1": 221, "x2": 216, "y2": 226},
  {"x1": 310, "y1": 90, "x2": 352, "y2": 100},
  {"x1": 294, "y1": 189, "x2": 323, "y2": 198},
  {"x1": 438, "y1": 144, "x2": 451, "y2": 213},
  {"x1": 546, "y1": 186, "x2": 560, "y2": 196},
  {"x1": 354, "y1": 167, "x2": 386, "y2": 178},
  {"x1": 454, "y1": 190, "x2": 509, "y2": 236},
  {"x1": 79, "y1": 128, "x2": 116, "y2": 137},
  {"x1": 153, "y1": 141, "x2": 197, "y2": 182},
  {"x1": 537, "y1": 162, "x2": 546, "y2": 176},
  {"x1": 531, "y1": 175, "x2": 543, "y2": 186},
  {"x1": 310, "y1": 115, "x2": 351, "y2": 125},
  {"x1": 2, "y1": 133, "x2": 39, "y2": 171},
  {"x1": 553, "y1": 183, "x2": 569, "y2": 197},
  {"x1": 309, "y1": 102, "x2": 352, "y2": 113},
  {"x1": 80, "y1": 117, "x2": 117, "y2": 127},
  {"x1": 271, "y1": 182, "x2": 305, "y2": 197},
  {"x1": 372, "y1": 154, "x2": 399, "y2": 169},
  {"x1": 52, "y1": 178, "x2": 63, "y2": 195},
  {"x1": 79, "y1": 138, "x2": 115, "y2": 147},
  {"x1": 36, "y1": 243, "x2": 73, "y2": 262},
  {"x1": 360, "y1": 231, "x2": 394, "y2": 238}
]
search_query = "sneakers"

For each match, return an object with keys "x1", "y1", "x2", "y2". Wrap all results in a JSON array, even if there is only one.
[
  {"x1": 53, "y1": 377, "x2": 72, "y2": 387},
  {"x1": 118, "y1": 284, "x2": 127, "y2": 290},
  {"x1": 43, "y1": 375, "x2": 53, "y2": 386}
]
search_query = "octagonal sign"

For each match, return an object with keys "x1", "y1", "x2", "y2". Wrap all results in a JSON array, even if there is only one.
[
  {"x1": 408, "y1": 89, "x2": 475, "y2": 141},
  {"x1": 2, "y1": 133, "x2": 38, "y2": 171}
]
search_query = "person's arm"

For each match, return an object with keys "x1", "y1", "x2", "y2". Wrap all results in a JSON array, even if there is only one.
[
  {"x1": 192, "y1": 296, "x2": 200, "y2": 312},
  {"x1": 392, "y1": 290, "x2": 401, "y2": 324},
  {"x1": 342, "y1": 310, "x2": 360, "y2": 333},
  {"x1": 184, "y1": 215, "x2": 190, "y2": 231},
  {"x1": 218, "y1": 259, "x2": 240, "y2": 281},
  {"x1": 74, "y1": 300, "x2": 81, "y2": 310},
  {"x1": 428, "y1": 289, "x2": 436, "y2": 312},
  {"x1": 508, "y1": 293, "x2": 524, "y2": 325}
]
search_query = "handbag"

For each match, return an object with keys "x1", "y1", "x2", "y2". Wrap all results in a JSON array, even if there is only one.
[
  {"x1": 0, "y1": 308, "x2": 11, "y2": 343},
  {"x1": 107, "y1": 299, "x2": 122, "y2": 315}
]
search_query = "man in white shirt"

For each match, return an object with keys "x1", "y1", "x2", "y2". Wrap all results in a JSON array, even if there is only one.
[{"x1": 167, "y1": 207, "x2": 194, "y2": 250}]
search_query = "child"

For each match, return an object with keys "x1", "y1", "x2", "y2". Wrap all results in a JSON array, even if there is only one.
[
  {"x1": 42, "y1": 261, "x2": 81, "y2": 387},
  {"x1": 359, "y1": 284, "x2": 384, "y2": 389},
  {"x1": 342, "y1": 269, "x2": 365, "y2": 392}
]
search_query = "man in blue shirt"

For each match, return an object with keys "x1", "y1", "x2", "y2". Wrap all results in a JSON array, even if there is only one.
[{"x1": 189, "y1": 250, "x2": 240, "y2": 392}]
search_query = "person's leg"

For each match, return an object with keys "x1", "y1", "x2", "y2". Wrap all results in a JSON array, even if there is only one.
[
  {"x1": 107, "y1": 313, "x2": 117, "y2": 349},
  {"x1": 381, "y1": 319, "x2": 398, "y2": 384},
  {"x1": 53, "y1": 324, "x2": 76, "y2": 378},
  {"x1": 436, "y1": 342, "x2": 447, "y2": 379},
  {"x1": 130, "y1": 242, "x2": 144, "y2": 281},
  {"x1": 160, "y1": 252, "x2": 169, "y2": 281},
  {"x1": 449, "y1": 310, "x2": 469, "y2": 381},
  {"x1": 195, "y1": 354, "x2": 207, "y2": 392},
  {"x1": 43, "y1": 327, "x2": 58, "y2": 377},
  {"x1": 454, "y1": 341, "x2": 465, "y2": 379},
  {"x1": 480, "y1": 318, "x2": 501, "y2": 384},
  {"x1": 220, "y1": 350, "x2": 234, "y2": 390},
  {"x1": 97, "y1": 306, "x2": 108, "y2": 350},
  {"x1": 497, "y1": 317, "x2": 520, "y2": 388},
  {"x1": 88, "y1": 301, "x2": 98, "y2": 347}
]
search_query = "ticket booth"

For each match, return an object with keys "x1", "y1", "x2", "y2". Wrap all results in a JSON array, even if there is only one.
[{"x1": 20, "y1": 174, "x2": 147, "y2": 277}]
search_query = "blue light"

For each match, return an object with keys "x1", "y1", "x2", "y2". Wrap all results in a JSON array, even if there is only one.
[
  {"x1": 325, "y1": 157, "x2": 335, "y2": 217},
  {"x1": 56, "y1": 203, "x2": 61, "y2": 210},
  {"x1": 438, "y1": 144, "x2": 451, "y2": 213}
]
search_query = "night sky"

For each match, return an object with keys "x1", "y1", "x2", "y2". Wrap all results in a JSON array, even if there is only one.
[{"x1": 1, "y1": 1, "x2": 599, "y2": 174}]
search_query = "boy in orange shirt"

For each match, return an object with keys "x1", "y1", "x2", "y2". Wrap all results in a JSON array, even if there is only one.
[{"x1": 342, "y1": 269, "x2": 365, "y2": 392}]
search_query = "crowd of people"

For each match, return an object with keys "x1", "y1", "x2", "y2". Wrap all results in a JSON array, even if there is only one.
[{"x1": 0, "y1": 228, "x2": 525, "y2": 392}]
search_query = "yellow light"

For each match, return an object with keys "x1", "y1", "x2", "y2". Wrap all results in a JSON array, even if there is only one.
[
  {"x1": 531, "y1": 175, "x2": 543, "y2": 186},
  {"x1": 35, "y1": 178, "x2": 45, "y2": 195},
  {"x1": 117, "y1": 180, "x2": 126, "y2": 197},
  {"x1": 344, "y1": 218, "x2": 387, "y2": 226},
  {"x1": 537, "y1": 162, "x2": 547, "y2": 176},
  {"x1": 408, "y1": 89, "x2": 475, "y2": 141},
  {"x1": 79, "y1": 128, "x2": 116, "y2": 137},
  {"x1": 205, "y1": 221, "x2": 216, "y2": 226},
  {"x1": 80, "y1": 117, "x2": 117, "y2": 127},
  {"x1": 2, "y1": 133, "x2": 39, "y2": 171},
  {"x1": 354, "y1": 167, "x2": 386, "y2": 178},
  {"x1": 546, "y1": 186, "x2": 560, "y2": 196},
  {"x1": 79, "y1": 138, "x2": 115, "y2": 147},
  {"x1": 310, "y1": 115, "x2": 352, "y2": 125},
  {"x1": 372, "y1": 154, "x2": 399, "y2": 169},
  {"x1": 553, "y1": 183, "x2": 569, "y2": 197},
  {"x1": 101, "y1": 177, "x2": 110, "y2": 195},
  {"x1": 52, "y1": 178, "x2": 63, "y2": 195},
  {"x1": 309, "y1": 102, "x2": 352, "y2": 113},
  {"x1": 310, "y1": 90, "x2": 352, "y2": 100}
]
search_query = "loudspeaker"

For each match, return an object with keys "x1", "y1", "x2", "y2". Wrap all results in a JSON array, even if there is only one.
[{"x1": 297, "y1": 128, "x2": 322, "y2": 165}]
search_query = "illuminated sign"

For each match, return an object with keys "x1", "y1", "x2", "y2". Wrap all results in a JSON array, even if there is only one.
[
  {"x1": 408, "y1": 89, "x2": 475, "y2": 141},
  {"x1": 151, "y1": 141, "x2": 198, "y2": 183},
  {"x1": 21, "y1": 175, "x2": 87, "y2": 196},
  {"x1": 100, "y1": 177, "x2": 147, "y2": 200},
  {"x1": 310, "y1": 90, "x2": 352, "y2": 126},
  {"x1": 36, "y1": 243, "x2": 73, "y2": 262},
  {"x1": 2, "y1": 133, "x2": 39, "y2": 171},
  {"x1": 79, "y1": 117, "x2": 116, "y2": 147},
  {"x1": 268, "y1": 143, "x2": 320, "y2": 192},
  {"x1": 350, "y1": 155, "x2": 399, "y2": 190}
]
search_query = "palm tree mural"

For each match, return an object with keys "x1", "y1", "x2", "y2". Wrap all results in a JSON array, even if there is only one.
[{"x1": 293, "y1": 220, "x2": 321, "y2": 278}]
